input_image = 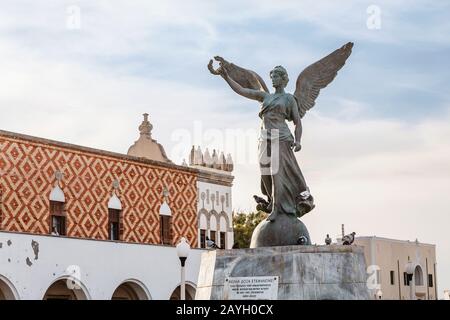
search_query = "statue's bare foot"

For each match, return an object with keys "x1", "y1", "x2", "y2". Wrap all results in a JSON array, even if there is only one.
[{"x1": 295, "y1": 192, "x2": 315, "y2": 218}]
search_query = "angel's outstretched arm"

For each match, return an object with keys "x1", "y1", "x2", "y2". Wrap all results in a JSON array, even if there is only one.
[{"x1": 221, "y1": 69, "x2": 267, "y2": 102}]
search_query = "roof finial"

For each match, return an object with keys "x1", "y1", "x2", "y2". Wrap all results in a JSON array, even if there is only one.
[
  {"x1": 226, "y1": 153, "x2": 234, "y2": 171},
  {"x1": 139, "y1": 113, "x2": 153, "y2": 138}
]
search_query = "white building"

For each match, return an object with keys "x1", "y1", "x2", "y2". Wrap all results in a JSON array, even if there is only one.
[
  {"x1": 187, "y1": 146, "x2": 234, "y2": 250},
  {"x1": 0, "y1": 117, "x2": 235, "y2": 300},
  {"x1": 0, "y1": 231, "x2": 203, "y2": 300}
]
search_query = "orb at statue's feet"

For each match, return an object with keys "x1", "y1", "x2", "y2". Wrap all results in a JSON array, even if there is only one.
[{"x1": 250, "y1": 213, "x2": 311, "y2": 248}]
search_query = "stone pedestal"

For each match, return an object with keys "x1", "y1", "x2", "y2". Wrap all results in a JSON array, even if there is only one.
[{"x1": 195, "y1": 245, "x2": 371, "y2": 300}]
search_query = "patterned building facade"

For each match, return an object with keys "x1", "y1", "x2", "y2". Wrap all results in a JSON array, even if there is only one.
[
  {"x1": 0, "y1": 115, "x2": 236, "y2": 300},
  {"x1": 0, "y1": 130, "x2": 198, "y2": 247}
]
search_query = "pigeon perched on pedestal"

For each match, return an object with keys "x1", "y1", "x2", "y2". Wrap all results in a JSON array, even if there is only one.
[
  {"x1": 325, "y1": 234, "x2": 332, "y2": 245},
  {"x1": 253, "y1": 195, "x2": 271, "y2": 213},
  {"x1": 206, "y1": 236, "x2": 218, "y2": 249},
  {"x1": 342, "y1": 232, "x2": 356, "y2": 245},
  {"x1": 297, "y1": 236, "x2": 308, "y2": 245}
]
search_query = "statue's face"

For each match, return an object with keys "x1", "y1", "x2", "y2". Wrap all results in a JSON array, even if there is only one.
[{"x1": 271, "y1": 72, "x2": 283, "y2": 88}]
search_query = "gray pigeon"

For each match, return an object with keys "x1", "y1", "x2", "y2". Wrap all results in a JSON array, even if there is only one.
[
  {"x1": 297, "y1": 236, "x2": 308, "y2": 245},
  {"x1": 325, "y1": 234, "x2": 332, "y2": 245},
  {"x1": 206, "y1": 236, "x2": 218, "y2": 249},
  {"x1": 253, "y1": 195, "x2": 271, "y2": 213},
  {"x1": 342, "y1": 232, "x2": 356, "y2": 245}
]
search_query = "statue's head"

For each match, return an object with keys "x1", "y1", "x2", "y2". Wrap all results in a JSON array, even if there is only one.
[{"x1": 270, "y1": 66, "x2": 289, "y2": 88}]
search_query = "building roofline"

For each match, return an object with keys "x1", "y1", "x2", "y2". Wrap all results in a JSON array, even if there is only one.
[
  {"x1": 355, "y1": 235, "x2": 435, "y2": 247},
  {"x1": 0, "y1": 129, "x2": 199, "y2": 174},
  {"x1": 195, "y1": 165, "x2": 234, "y2": 187}
]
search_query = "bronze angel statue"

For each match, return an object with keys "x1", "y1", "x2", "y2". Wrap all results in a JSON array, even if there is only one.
[{"x1": 208, "y1": 42, "x2": 353, "y2": 228}]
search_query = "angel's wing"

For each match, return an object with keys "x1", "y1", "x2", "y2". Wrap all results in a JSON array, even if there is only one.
[
  {"x1": 294, "y1": 42, "x2": 353, "y2": 118},
  {"x1": 208, "y1": 56, "x2": 269, "y2": 92}
]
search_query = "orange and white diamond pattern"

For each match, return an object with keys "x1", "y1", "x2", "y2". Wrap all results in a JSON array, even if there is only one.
[{"x1": 0, "y1": 136, "x2": 198, "y2": 247}]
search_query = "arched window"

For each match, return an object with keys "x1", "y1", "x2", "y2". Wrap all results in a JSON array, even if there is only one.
[
  {"x1": 169, "y1": 283, "x2": 196, "y2": 300},
  {"x1": 414, "y1": 265, "x2": 424, "y2": 286},
  {"x1": 219, "y1": 216, "x2": 228, "y2": 249},
  {"x1": 198, "y1": 212, "x2": 207, "y2": 248},
  {"x1": 0, "y1": 275, "x2": 18, "y2": 300},
  {"x1": 43, "y1": 279, "x2": 89, "y2": 300},
  {"x1": 159, "y1": 193, "x2": 172, "y2": 245},
  {"x1": 49, "y1": 185, "x2": 66, "y2": 236},
  {"x1": 111, "y1": 280, "x2": 150, "y2": 300},
  {"x1": 209, "y1": 214, "x2": 217, "y2": 245},
  {"x1": 108, "y1": 194, "x2": 122, "y2": 241}
]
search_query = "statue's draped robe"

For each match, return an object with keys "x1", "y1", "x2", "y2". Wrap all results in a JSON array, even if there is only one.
[{"x1": 258, "y1": 93, "x2": 312, "y2": 218}]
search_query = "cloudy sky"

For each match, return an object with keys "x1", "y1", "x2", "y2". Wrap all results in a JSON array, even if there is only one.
[{"x1": 0, "y1": 1, "x2": 449, "y2": 297}]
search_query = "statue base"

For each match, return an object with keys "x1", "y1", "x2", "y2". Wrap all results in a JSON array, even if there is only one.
[
  {"x1": 195, "y1": 245, "x2": 371, "y2": 300},
  {"x1": 250, "y1": 213, "x2": 311, "y2": 247}
]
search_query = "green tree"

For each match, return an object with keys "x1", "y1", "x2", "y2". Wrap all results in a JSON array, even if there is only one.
[{"x1": 232, "y1": 211, "x2": 268, "y2": 248}]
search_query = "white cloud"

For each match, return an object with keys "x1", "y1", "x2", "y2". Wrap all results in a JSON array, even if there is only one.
[{"x1": 2, "y1": 0, "x2": 448, "y2": 67}]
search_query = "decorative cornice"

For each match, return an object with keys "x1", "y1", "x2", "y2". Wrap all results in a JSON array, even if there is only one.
[
  {"x1": 196, "y1": 166, "x2": 234, "y2": 187},
  {"x1": 189, "y1": 145, "x2": 233, "y2": 172}
]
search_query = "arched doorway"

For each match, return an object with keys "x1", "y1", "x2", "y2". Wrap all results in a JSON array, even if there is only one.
[
  {"x1": 169, "y1": 283, "x2": 196, "y2": 300},
  {"x1": 111, "y1": 281, "x2": 150, "y2": 300},
  {"x1": 43, "y1": 279, "x2": 89, "y2": 300},
  {"x1": 0, "y1": 276, "x2": 18, "y2": 300}
]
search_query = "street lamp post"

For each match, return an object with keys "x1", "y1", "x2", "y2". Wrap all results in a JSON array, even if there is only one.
[
  {"x1": 176, "y1": 237, "x2": 191, "y2": 300},
  {"x1": 405, "y1": 260, "x2": 415, "y2": 300},
  {"x1": 376, "y1": 289, "x2": 383, "y2": 300}
]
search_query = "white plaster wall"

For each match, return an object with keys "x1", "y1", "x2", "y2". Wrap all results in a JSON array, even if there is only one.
[
  {"x1": 0, "y1": 231, "x2": 205, "y2": 300},
  {"x1": 197, "y1": 181, "x2": 232, "y2": 216}
]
